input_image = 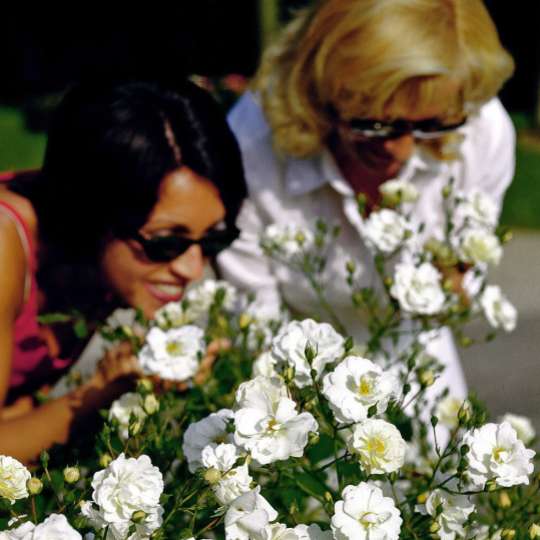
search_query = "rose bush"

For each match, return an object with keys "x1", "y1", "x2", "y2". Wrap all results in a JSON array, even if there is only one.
[{"x1": 0, "y1": 181, "x2": 537, "y2": 539}]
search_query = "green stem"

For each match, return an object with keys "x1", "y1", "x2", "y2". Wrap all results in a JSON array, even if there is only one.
[
  {"x1": 31, "y1": 496, "x2": 37, "y2": 523},
  {"x1": 304, "y1": 271, "x2": 348, "y2": 336}
]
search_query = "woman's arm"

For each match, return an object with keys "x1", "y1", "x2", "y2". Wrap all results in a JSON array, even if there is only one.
[
  {"x1": 0, "y1": 212, "x2": 27, "y2": 406},
  {"x1": 0, "y1": 346, "x2": 141, "y2": 463},
  {"x1": 0, "y1": 213, "x2": 141, "y2": 462}
]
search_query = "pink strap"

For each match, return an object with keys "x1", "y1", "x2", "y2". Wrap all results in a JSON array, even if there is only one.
[
  {"x1": 0, "y1": 200, "x2": 35, "y2": 301},
  {"x1": 0, "y1": 171, "x2": 15, "y2": 182}
]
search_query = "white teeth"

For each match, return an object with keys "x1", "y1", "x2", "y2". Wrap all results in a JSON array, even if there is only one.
[{"x1": 154, "y1": 284, "x2": 184, "y2": 296}]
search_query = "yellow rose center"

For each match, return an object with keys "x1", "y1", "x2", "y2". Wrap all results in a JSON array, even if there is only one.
[
  {"x1": 366, "y1": 436, "x2": 386, "y2": 456},
  {"x1": 359, "y1": 511, "x2": 378, "y2": 529},
  {"x1": 492, "y1": 446, "x2": 508, "y2": 463},
  {"x1": 166, "y1": 340, "x2": 184, "y2": 356},
  {"x1": 266, "y1": 417, "x2": 282, "y2": 432},
  {"x1": 358, "y1": 375, "x2": 374, "y2": 397}
]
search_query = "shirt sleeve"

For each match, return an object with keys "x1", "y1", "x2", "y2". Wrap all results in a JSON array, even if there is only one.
[
  {"x1": 461, "y1": 98, "x2": 516, "y2": 216},
  {"x1": 217, "y1": 198, "x2": 282, "y2": 316}
]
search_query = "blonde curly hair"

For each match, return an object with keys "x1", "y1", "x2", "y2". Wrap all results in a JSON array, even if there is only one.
[{"x1": 254, "y1": 0, "x2": 514, "y2": 159}]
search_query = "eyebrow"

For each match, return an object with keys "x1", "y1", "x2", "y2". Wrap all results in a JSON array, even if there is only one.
[{"x1": 143, "y1": 220, "x2": 227, "y2": 236}]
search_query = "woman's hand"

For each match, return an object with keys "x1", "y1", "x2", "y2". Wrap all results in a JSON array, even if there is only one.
[
  {"x1": 90, "y1": 341, "x2": 144, "y2": 392},
  {"x1": 193, "y1": 338, "x2": 230, "y2": 385},
  {"x1": 0, "y1": 395, "x2": 34, "y2": 421}
]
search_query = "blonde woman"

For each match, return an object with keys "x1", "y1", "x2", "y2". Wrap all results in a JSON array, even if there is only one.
[{"x1": 218, "y1": 0, "x2": 515, "y2": 400}]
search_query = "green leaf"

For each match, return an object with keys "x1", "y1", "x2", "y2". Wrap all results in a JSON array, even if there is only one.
[
  {"x1": 73, "y1": 319, "x2": 89, "y2": 339},
  {"x1": 295, "y1": 472, "x2": 328, "y2": 499},
  {"x1": 37, "y1": 312, "x2": 72, "y2": 324}
]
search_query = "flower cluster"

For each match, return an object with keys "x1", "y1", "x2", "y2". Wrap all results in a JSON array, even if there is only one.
[
  {"x1": 272, "y1": 319, "x2": 345, "y2": 388},
  {"x1": 0, "y1": 181, "x2": 536, "y2": 539}
]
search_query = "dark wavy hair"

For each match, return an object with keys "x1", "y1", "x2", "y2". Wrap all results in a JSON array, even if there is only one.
[{"x1": 11, "y1": 79, "x2": 247, "y2": 317}]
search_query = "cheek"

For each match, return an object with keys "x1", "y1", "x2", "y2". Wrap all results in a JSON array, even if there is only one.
[{"x1": 101, "y1": 241, "x2": 149, "y2": 300}]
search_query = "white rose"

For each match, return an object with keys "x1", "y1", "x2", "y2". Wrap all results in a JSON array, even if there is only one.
[
  {"x1": 260, "y1": 523, "x2": 300, "y2": 540},
  {"x1": 361, "y1": 209, "x2": 412, "y2": 254},
  {"x1": 436, "y1": 396, "x2": 472, "y2": 429},
  {"x1": 499, "y1": 413, "x2": 536, "y2": 445},
  {"x1": 457, "y1": 229, "x2": 502, "y2": 266},
  {"x1": 461, "y1": 267, "x2": 485, "y2": 300},
  {"x1": 390, "y1": 262, "x2": 445, "y2": 315},
  {"x1": 455, "y1": 190, "x2": 499, "y2": 229},
  {"x1": 2, "y1": 515, "x2": 82, "y2": 540},
  {"x1": 252, "y1": 351, "x2": 280, "y2": 378},
  {"x1": 0, "y1": 456, "x2": 30, "y2": 504},
  {"x1": 480, "y1": 285, "x2": 517, "y2": 332},
  {"x1": 155, "y1": 301, "x2": 195, "y2": 329},
  {"x1": 462, "y1": 422, "x2": 535, "y2": 488},
  {"x1": 138, "y1": 325, "x2": 204, "y2": 381},
  {"x1": 224, "y1": 487, "x2": 278, "y2": 540},
  {"x1": 201, "y1": 443, "x2": 239, "y2": 472},
  {"x1": 186, "y1": 279, "x2": 238, "y2": 324},
  {"x1": 416, "y1": 488, "x2": 475, "y2": 540},
  {"x1": 30, "y1": 514, "x2": 82, "y2": 540},
  {"x1": 82, "y1": 453, "x2": 163, "y2": 536},
  {"x1": 0, "y1": 520, "x2": 35, "y2": 540},
  {"x1": 331, "y1": 482, "x2": 402, "y2": 540},
  {"x1": 235, "y1": 375, "x2": 288, "y2": 411},
  {"x1": 272, "y1": 319, "x2": 345, "y2": 388},
  {"x1": 348, "y1": 419, "x2": 407, "y2": 475},
  {"x1": 213, "y1": 464, "x2": 253, "y2": 506},
  {"x1": 108, "y1": 392, "x2": 147, "y2": 440},
  {"x1": 322, "y1": 356, "x2": 399, "y2": 424},
  {"x1": 261, "y1": 223, "x2": 315, "y2": 259},
  {"x1": 234, "y1": 376, "x2": 318, "y2": 464},
  {"x1": 81, "y1": 501, "x2": 163, "y2": 540},
  {"x1": 294, "y1": 524, "x2": 333, "y2": 540},
  {"x1": 379, "y1": 179, "x2": 419, "y2": 204},
  {"x1": 182, "y1": 409, "x2": 235, "y2": 473}
]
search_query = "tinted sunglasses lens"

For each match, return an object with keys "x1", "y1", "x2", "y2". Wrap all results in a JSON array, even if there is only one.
[
  {"x1": 412, "y1": 118, "x2": 467, "y2": 138},
  {"x1": 141, "y1": 237, "x2": 191, "y2": 262},
  {"x1": 349, "y1": 119, "x2": 393, "y2": 138},
  {"x1": 200, "y1": 229, "x2": 240, "y2": 257}
]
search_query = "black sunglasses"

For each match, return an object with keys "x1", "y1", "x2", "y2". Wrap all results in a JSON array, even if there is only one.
[
  {"x1": 131, "y1": 226, "x2": 240, "y2": 263},
  {"x1": 347, "y1": 117, "x2": 467, "y2": 140}
]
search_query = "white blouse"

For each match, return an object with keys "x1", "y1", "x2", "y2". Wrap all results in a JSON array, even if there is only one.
[{"x1": 218, "y1": 91, "x2": 515, "y2": 400}]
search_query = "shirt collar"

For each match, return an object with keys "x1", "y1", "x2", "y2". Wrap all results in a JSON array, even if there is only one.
[{"x1": 284, "y1": 145, "x2": 443, "y2": 197}]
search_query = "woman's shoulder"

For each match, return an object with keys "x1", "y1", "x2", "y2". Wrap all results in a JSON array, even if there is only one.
[
  {"x1": 464, "y1": 98, "x2": 515, "y2": 153},
  {"x1": 0, "y1": 185, "x2": 38, "y2": 241},
  {"x1": 227, "y1": 91, "x2": 273, "y2": 150},
  {"x1": 0, "y1": 190, "x2": 29, "y2": 319}
]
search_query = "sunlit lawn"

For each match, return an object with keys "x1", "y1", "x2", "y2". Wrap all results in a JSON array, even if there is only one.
[
  {"x1": 0, "y1": 105, "x2": 538, "y2": 229},
  {"x1": 0, "y1": 106, "x2": 46, "y2": 171}
]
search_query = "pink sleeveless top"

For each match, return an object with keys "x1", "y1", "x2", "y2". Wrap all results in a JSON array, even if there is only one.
[{"x1": 0, "y1": 171, "x2": 73, "y2": 403}]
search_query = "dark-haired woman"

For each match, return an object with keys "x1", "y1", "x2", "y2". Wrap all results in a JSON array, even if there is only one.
[{"x1": 0, "y1": 80, "x2": 246, "y2": 461}]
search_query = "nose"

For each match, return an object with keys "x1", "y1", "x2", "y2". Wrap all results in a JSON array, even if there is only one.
[
  {"x1": 382, "y1": 133, "x2": 416, "y2": 163},
  {"x1": 168, "y1": 244, "x2": 205, "y2": 282}
]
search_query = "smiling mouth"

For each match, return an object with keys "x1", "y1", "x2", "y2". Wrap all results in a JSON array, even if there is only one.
[{"x1": 146, "y1": 282, "x2": 185, "y2": 303}]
